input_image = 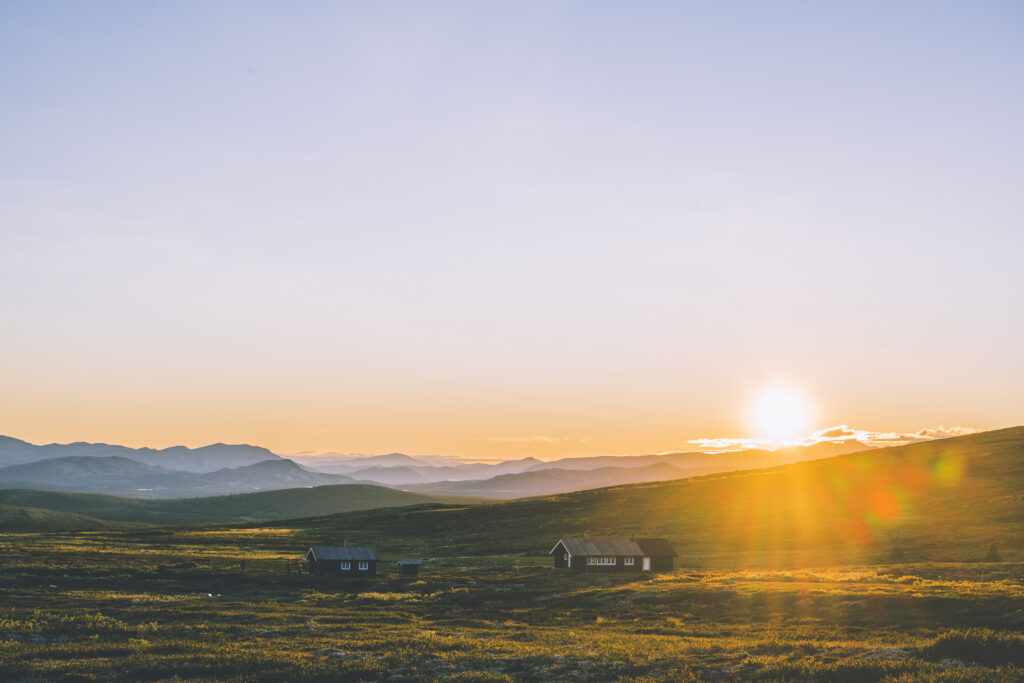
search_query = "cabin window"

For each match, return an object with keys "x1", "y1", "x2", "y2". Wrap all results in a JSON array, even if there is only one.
[
  {"x1": 587, "y1": 556, "x2": 616, "y2": 565},
  {"x1": 358, "y1": 561, "x2": 369, "y2": 570},
  {"x1": 624, "y1": 557, "x2": 635, "y2": 566},
  {"x1": 340, "y1": 561, "x2": 351, "y2": 570},
  {"x1": 563, "y1": 553, "x2": 568, "y2": 562}
]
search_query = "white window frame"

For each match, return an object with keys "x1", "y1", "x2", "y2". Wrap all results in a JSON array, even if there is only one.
[
  {"x1": 624, "y1": 557, "x2": 635, "y2": 566},
  {"x1": 358, "y1": 561, "x2": 369, "y2": 570},
  {"x1": 340, "y1": 561, "x2": 351, "y2": 570},
  {"x1": 587, "y1": 556, "x2": 617, "y2": 566}
]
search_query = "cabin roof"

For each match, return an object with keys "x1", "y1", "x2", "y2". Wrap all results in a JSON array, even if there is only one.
[
  {"x1": 549, "y1": 537, "x2": 644, "y2": 557},
  {"x1": 635, "y1": 538, "x2": 677, "y2": 557},
  {"x1": 396, "y1": 559, "x2": 422, "y2": 566},
  {"x1": 306, "y1": 545, "x2": 380, "y2": 561}
]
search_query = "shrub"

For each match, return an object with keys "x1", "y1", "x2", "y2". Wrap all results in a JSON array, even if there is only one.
[{"x1": 921, "y1": 629, "x2": 1024, "y2": 665}]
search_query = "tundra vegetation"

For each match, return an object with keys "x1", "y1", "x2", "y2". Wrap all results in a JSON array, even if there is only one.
[{"x1": 1, "y1": 428, "x2": 1023, "y2": 681}]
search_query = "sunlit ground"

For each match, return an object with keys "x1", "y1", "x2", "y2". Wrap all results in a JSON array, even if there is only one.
[{"x1": 1, "y1": 523, "x2": 1023, "y2": 682}]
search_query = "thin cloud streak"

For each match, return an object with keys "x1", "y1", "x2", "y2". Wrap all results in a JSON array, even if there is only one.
[
  {"x1": 488, "y1": 436, "x2": 558, "y2": 443},
  {"x1": 689, "y1": 425, "x2": 980, "y2": 452}
]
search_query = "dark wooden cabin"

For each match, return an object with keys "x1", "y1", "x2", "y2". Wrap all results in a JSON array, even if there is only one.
[
  {"x1": 549, "y1": 535, "x2": 676, "y2": 572},
  {"x1": 305, "y1": 545, "x2": 379, "y2": 576},
  {"x1": 395, "y1": 559, "x2": 422, "y2": 577}
]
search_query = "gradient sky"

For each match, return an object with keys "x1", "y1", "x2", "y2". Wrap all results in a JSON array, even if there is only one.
[{"x1": 2, "y1": 1, "x2": 1022, "y2": 459}]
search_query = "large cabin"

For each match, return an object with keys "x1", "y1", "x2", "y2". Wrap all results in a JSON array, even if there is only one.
[
  {"x1": 549, "y1": 536, "x2": 676, "y2": 572},
  {"x1": 305, "y1": 545, "x2": 379, "y2": 576}
]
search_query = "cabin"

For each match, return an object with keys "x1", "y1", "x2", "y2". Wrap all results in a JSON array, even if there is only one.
[
  {"x1": 395, "y1": 559, "x2": 422, "y2": 577},
  {"x1": 549, "y1": 535, "x2": 676, "y2": 572},
  {"x1": 305, "y1": 545, "x2": 379, "y2": 576}
]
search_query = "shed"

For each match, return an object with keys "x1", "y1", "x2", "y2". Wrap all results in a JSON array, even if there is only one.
[
  {"x1": 305, "y1": 545, "x2": 379, "y2": 576},
  {"x1": 395, "y1": 559, "x2": 422, "y2": 577}
]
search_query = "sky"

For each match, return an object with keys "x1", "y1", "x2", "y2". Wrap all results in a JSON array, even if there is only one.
[{"x1": 1, "y1": 1, "x2": 1022, "y2": 460}]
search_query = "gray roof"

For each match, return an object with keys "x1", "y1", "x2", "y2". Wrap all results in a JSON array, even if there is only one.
[
  {"x1": 549, "y1": 537, "x2": 644, "y2": 557},
  {"x1": 636, "y1": 538, "x2": 677, "y2": 557},
  {"x1": 396, "y1": 559, "x2": 422, "y2": 566},
  {"x1": 306, "y1": 545, "x2": 379, "y2": 561}
]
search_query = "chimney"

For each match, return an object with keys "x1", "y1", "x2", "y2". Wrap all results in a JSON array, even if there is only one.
[{"x1": 583, "y1": 530, "x2": 592, "y2": 542}]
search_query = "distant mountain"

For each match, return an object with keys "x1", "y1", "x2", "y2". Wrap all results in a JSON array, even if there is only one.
[
  {"x1": 340, "y1": 466, "x2": 431, "y2": 486},
  {"x1": 295, "y1": 454, "x2": 547, "y2": 483},
  {"x1": 0, "y1": 434, "x2": 879, "y2": 501},
  {"x1": 0, "y1": 436, "x2": 281, "y2": 473},
  {"x1": 406, "y1": 462, "x2": 691, "y2": 498},
  {"x1": 0, "y1": 485, "x2": 486, "y2": 527},
  {"x1": 0, "y1": 455, "x2": 356, "y2": 498}
]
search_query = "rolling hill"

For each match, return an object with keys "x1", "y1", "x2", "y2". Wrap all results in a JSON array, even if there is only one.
[
  {"x1": 0, "y1": 503, "x2": 125, "y2": 532},
  {"x1": 0, "y1": 484, "x2": 484, "y2": 527},
  {"x1": 267, "y1": 426, "x2": 1024, "y2": 567}
]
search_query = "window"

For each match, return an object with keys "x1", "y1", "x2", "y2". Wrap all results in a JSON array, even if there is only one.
[
  {"x1": 624, "y1": 557, "x2": 635, "y2": 566},
  {"x1": 340, "y1": 561, "x2": 351, "y2": 570},
  {"x1": 358, "y1": 561, "x2": 369, "y2": 570},
  {"x1": 587, "y1": 556, "x2": 617, "y2": 565}
]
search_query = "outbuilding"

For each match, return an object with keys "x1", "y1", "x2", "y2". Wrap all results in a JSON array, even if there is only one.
[
  {"x1": 549, "y1": 535, "x2": 676, "y2": 572},
  {"x1": 305, "y1": 545, "x2": 379, "y2": 576},
  {"x1": 395, "y1": 559, "x2": 422, "y2": 577}
]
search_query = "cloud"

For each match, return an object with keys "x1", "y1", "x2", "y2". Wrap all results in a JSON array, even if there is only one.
[
  {"x1": 814, "y1": 426, "x2": 860, "y2": 439},
  {"x1": 912, "y1": 426, "x2": 979, "y2": 439},
  {"x1": 690, "y1": 425, "x2": 980, "y2": 452},
  {"x1": 796, "y1": 424, "x2": 980, "y2": 448},
  {"x1": 687, "y1": 437, "x2": 772, "y2": 451},
  {"x1": 488, "y1": 436, "x2": 557, "y2": 443}
]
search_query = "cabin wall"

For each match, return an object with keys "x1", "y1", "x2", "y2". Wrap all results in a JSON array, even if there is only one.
[
  {"x1": 308, "y1": 559, "x2": 377, "y2": 576},
  {"x1": 650, "y1": 556, "x2": 674, "y2": 571},
  {"x1": 572, "y1": 556, "x2": 643, "y2": 572}
]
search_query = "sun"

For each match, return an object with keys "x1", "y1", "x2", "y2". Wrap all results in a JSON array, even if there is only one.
[{"x1": 749, "y1": 385, "x2": 815, "y2": 442}]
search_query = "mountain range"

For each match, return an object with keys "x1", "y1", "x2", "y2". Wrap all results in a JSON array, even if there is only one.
[
  {"x1": 0, "y1": 433, "x2": 876, "y2": 501},
  {"x1": 0, "y1": 455, "x2": 356, "y2": 498},
  {"x1": 0, "y1": 436, "x2": 280, "y2": 472}
]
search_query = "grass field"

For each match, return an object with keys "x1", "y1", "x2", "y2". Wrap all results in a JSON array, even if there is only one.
[{"x1": 2, "y1": 528, "x2": 1024, "y2": 681}]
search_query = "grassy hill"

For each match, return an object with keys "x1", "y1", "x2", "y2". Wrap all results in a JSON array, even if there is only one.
[
  {"x1": 268, "y1": 426, "x2": 1024, "y2": 567},
  {"x1": 0, "y1": 503, "x2": 126, "y2": 532},
  {"x1": 0, "y1": 485, "x2": 484, "y2": 527}
]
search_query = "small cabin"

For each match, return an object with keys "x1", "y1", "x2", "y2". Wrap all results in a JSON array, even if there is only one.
[
  {"x1": 305, "y1": 545, "x2": 379, "y2": 576},
  {"x1": 395, "y1": 559, "x2": 422, "y2": 577},
  {"x1": 549, "y1": 535, "x2": 676, "y2": 572}
]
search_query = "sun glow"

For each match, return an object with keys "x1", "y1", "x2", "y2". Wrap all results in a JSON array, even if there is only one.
[{"x1": 750, "y1": 385, "x2": 815, "y2": 442}]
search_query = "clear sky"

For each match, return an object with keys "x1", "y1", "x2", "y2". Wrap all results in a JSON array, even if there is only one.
[{"x1": 2, "y1": 1, "x2": 1022, "y2": 459}]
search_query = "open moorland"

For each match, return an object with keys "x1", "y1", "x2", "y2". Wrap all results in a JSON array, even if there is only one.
[{"x1": 2, "y1": 428, "x2": 1023, "y2": 681}]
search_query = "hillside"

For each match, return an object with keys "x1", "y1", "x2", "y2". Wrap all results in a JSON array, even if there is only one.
[
  {"x1": 270, "y1": 427, "x2": 1024, "y2": 567},
  {"x1": 0, "y1": 503, "x2": 124, "y2": 532},
  {"x1": 0, "y1": 484, "x2": 484, "y2": 527}
]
